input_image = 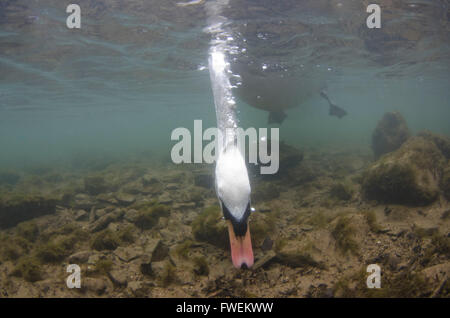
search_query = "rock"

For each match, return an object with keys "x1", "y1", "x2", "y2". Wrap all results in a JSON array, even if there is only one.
[
  {"x1": 371, "y1": 112, "x2": 410, "y2": 159},
  {"x1": 84, "y1": 176, "x2": 108, "y2": 195},
  {"x1": 68, "y1": 251, "x2": 92, "y2": 263},
  {"x1": 421, "y1": 262, "x2": 450, "y2": 297},
  {"x1": 252, "y1": 250, "x2": 276, "y2": 270},
  {"x1": 114, "y1": 246, "x2": 144, "y2": 263},
  {"x1": 114, "y1": 193, "x2": 136, "y2": 206},
  {"x1": 87, "y1": 254, "x2": 102, "y2": 265},
  {"x1": 158, "y1": 192, "x2": 172, "y2": 204},
  {"x1": 172, "y1": 202, "x2": 196, "y2": 210},
  {"x1": 418, "y1": 130, "x2": 450, "y2": 159},
  {"x1": 362, "y1": 136, "x2": 445, "y2": 205},
  {"x1": 73, "y1": 193, "x2": 96, "y2": 210},
  {"x1": 124, "y1": 209, "x2": 139, "y2": 223},
  {"x1": 89, "y1": 209, "x2": 124, "y2": 232},
  {"x1": 261, "y1": 236, "x2": 273, "y2": 251},
  {"x1": 74, "y1": 209, "x2": 88, "y2": 221},
  {"x1": 441, "y1": 163, "x2": 450, "y2": 201},
  {"x1": 194, "y1": 173, "x2": 213, "y2": 188},
  {"x1": 108, "y1": 270, "x2": 128, "y2": 287},
  {"x1": 166, "y1": 183, "x2": 179, "y2": 190},
  {"x1": 82, "y1": 277, "x2": 108, "y2": 295},
  {"x1": 0, "y1": 195, "x2": 57, "y2": 229},
  {"x1": 328, "y1": 182, "x2": 354, "y2": 201},
  {"x1": 142, "y1": 174, "x2": 159, "y2": 186},
  {"x1": 128, "y1": 281, "x2": 146, "y2": 296},
  {"x1": 96, "y1": 193, "x2": 118, "y2": 205},
  {"x1": 140, "y1": 239, "x2": 169, "y2": 275}
]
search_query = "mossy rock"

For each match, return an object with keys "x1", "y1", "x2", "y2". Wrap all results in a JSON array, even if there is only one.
[
  {"x1": 371, "y1": 111, "x2": 410, "y2": 159},
  {"x1": 0, "y1": 194, "x2": 58, "y2": 229},
  {"x1": 329, "y1": 182, "x2": 354, "y2": 201},
  {"x1": 192, "y1": 256, "x2": 209, "y2": 276},
  {"x1": 84, "y1": 175, "x2": 108, "y2": 195},
  {"x1": 441, "y1": 164, "x2": 450, "y2": 201},
  {"x1": 418, "y1": 130, "x2": 450, "y2": 159},
  {"x1": 12, "y1": 257, "x2": 42, "y2": 282},
  {"x1": 134, "y1": 204, "x2": 168, "y2": 230},
  {"x1": 362, "y1": 136, "x2": 445, "y2": 205},
  {"x1": 191, "y1": 205, "x2": 228, "y2": 249},
  {"x1": 91, "y1": 229, "x2": 120, "y2": 251},
  {"x1": 36, "y1": 235, "x2": 77, "y2": 263},
  {"x1": 16, "y1": 221, "x2": 39, "y2": 241}
]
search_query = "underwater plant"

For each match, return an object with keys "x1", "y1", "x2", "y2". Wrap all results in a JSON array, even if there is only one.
[
  {"x1": 191, "y1": 205, "x2": 228, "y2": 249},
  {"x1": 332, "y1": 216, "x2": 359, "y2": 256},
  {"x1": 192, "y1": 256, "x2": 209, "y2": 276},
  {"x1": 134, "y1": 203, "x2": 168, "y2": 230}
]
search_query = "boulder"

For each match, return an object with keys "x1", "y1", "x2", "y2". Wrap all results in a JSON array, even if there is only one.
[
  {"x1": 0, "y1": 194, "x2": 57, "y2": 229},
  {"x1": 372, "y1": 112, "x2": 410, "y2": 159},
  {"x1": 442, "y1": 164, "x2": 450, "y2": 201},
  {"x1": 362, "y1": 136, "x2": 445, "y2": 205}
]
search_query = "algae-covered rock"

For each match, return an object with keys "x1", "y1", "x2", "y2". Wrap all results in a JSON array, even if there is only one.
[
  {"x1": 12, "y1": 257, "x2": 42, "y2": 282},
  {"x1": 418, "y1": 130, "x2": 450, "y2": 159},
  {"x1": 372, "y1": 111, "x2": 410, "y2": 159},
  {"x1": 442, "y1": 164, "x2": 450, "y2": 201},
  {"x1": 191, "y1": 205, "x2": 228, "y2": 249},
  {"x1": 329, "y1": 181, "x2": 354, "y2": 201},
  {"x1": 0, "y1": 194, "x2": 57, "y2": 229},
  {"x1": 362, "y1": 136, "x2": 445, "y2": 205},
  {"x1": 84, "y1": 176, "x2": 108, "y2": 195}
]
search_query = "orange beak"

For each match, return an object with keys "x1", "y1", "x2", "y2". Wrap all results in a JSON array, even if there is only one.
[{"x1": 227, "y1": 220, "x2": 254, "y2": 268}]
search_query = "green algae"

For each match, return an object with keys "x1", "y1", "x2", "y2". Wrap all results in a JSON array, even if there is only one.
[
  {"x1": 12, "y1": 257, "x2": 42, "y2": 282},
  {"x1": 191, "y1": 205, "x2": 228, "y2": 249},
  {"x1": 332, "y1": 216, "x2": 359, "y2": 256},
  {"x1": 192, "y1": 256, "x2": 209, "y2": 276},
  {"x1": 91, "y1": 229, "x2": 120, "y2": 251},
  {"x1": 134, "y1": 203, "x2": 168, "y2": 230}
]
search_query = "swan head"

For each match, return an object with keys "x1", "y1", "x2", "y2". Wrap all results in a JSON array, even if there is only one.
[{"x1": 215, "y1": 144, "x2": 254, "y2": 268}]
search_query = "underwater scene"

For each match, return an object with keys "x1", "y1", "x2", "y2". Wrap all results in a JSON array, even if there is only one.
[{"x1": 0, "y1": 0, "x2": 449, "y2": 298}]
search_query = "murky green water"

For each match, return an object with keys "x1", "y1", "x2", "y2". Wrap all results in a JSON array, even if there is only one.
[
  {"x1": 0, "y1": 0, "x2": 449, "y2": 298},
  {"x1": 0, "y1": 0, "x2": 449, "y2": 167}
]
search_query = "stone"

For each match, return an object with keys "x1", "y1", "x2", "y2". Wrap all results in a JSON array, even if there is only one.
[
  {"x1": 114, "y1": 246, "x2": 144, "y2": 263},
  {"x1": 73, "y1": 193, "x2": 96, "y2": 210},
  {"x1": 97, "y1": 193, "x2": 118, "y2": 205},
  {"x1": 84, "y1": 176, "x2": 108, "y2": 195},
  {"x1": 158, "y1": 192, "x2": 173, "y2": 204},
  {"x1": 166, "y1": 183, "x2": 179, "y2": 190},
  {"x1": 89, "y1": 209, "x2": 124, "y2": 232},
  {"x1": 114, "y1": 193, "x2": 136, "y2": 206},
  {"x1": 252, "y1": 250, "x2": 276, "y2": 270},
  {"x1": 74, "y1": 209, "x2": 88, "y2": 221},
  {"x1": 82, "y1": 277, "x2": 108, "y2": 295},
  {"x1": 441, "y1": 163, "x2": 450, "y2": 201},
  {"x1": 108, "y1": 270, "x2": 128, "y2": 287},
  {"x1": 371, "y1": 112, "x2": 410, "y2": 159},
  {"x1": 142, "y1": 174, "x2": 159, "y2": 186},
  {"x1": 124, "y1": 209, "x2": 139, "y2": 223},
  {"x1": 362, "y1": 136, "x2": 445, "y2": 205},
  {"x1": 68, "y1": 251, "x2": 92, "y2": 263},
  {"x1": 0, "y1": 195, "x2": 58, "y2": 229},
  {"x1": 418, "y1": 130, "x2": 450, "y2": 159}
]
